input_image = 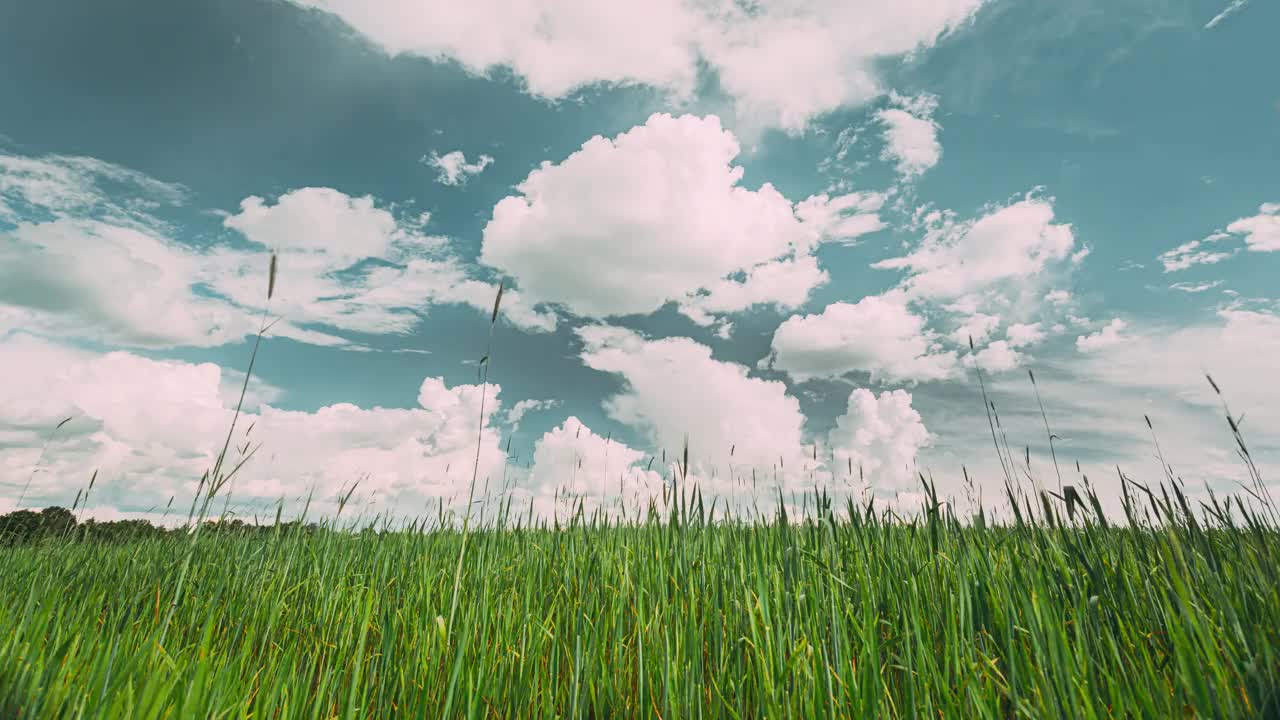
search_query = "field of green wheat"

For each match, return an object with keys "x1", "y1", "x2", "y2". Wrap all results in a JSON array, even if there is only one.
[{"x1": 3, "y1": 484, "x2": 1279, "y2": 718}]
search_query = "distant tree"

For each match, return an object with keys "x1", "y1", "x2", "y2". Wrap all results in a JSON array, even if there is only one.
[{"x1": 0, "y1": 506, "x2": 77, "y2": 544}]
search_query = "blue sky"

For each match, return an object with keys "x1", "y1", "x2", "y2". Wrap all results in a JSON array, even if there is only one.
[{"x1": 1, "y1": 0, "x2": 1276, "y2": 523}]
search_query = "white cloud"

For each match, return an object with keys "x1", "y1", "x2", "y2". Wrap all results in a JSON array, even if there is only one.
[
  {"x1": 0, "y1": 153, "x2": 556, "y2": 349},
  {"x1": 526, "y1": 416, "x2": 663, "y2": 519},
  {"x1": 425, "y1": 150, "x2": 494, "y2": 186},
  {"x1": 921, "y1": 310, "x2": 1280, "y2": 519},
  {"x1": 214, "y1": 187, "x2": 557, "y2": 334},
  {"x1": 830, "y1": 389, "x2": 929, "y2": 490},
  {"x1": 793, "y1": 190, "x2": 888, "y2": 244},
  {"x1": 949, "y1": 313, "x2": 1000, "y2": 346},
  {"x1": 875, "y1": 195, "x2": 1076, "y2": 313},
  {"x1": 877, "y1": 91, "x2": 942, "y2": 180},
  {"x1": 0, "y1": 153, "x2": 281, "y2": 348},
  {"x1": 287, "y1": 0, "x2": 987, "y2": 131},
  {"x1": 0, "y1": 152, "x2": 186, "y2": 224},
  {"x1": 1205, "y1": 0, "x2": 1249, "y2": 29},
  {"x1": 1226, "y1": 202, "x2": 1280, "y2": 252},
  {"x1": 505, "y1": 398, "x2": 561, "y2": 430},
  {"x1": 1169, "y1": 280, "x2": 1223, "y2": 293},
  {"x1": 1156, "y1": 203, "x2": 1278, "y2": 274},
  {"x1": 224, "y1": 187, "x2": 416, "y2": 264},
  {"x1": 963, "y1": 340, "x2": 1024, "y2": 373},
  {"x1": 1005, "y1": 322, "x2": 1045, "y2": 348},
  {"x1": 0, "y1": 219, "x2": 271, "y2": 348},
  {"x1": 1076, "y1": 318, "x2": 1127, "y2": 352},
  {"x1": 481, "y1": 113, "x2": 880, "y2": 320},
  {"x1": 0, "y1": 335, "x2": 509, "y2": 518},
  {"x1": 767, "y1": 293, "x2": 958, "y2": 383},
  {"x1": 1158, "y1": 232, "x2": 1237, "y2": 272},
  {"x1": 1073, "y1": 310, "x2": 1280, "y2": 429},
  {"x1": 765, "y1": 194, "x2": 1078, "y2": 387},
  {"x1": 577, "y1": 325, "x2": 808, "y2": 481}
]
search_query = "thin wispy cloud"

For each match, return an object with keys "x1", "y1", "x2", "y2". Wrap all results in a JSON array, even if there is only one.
[{"x1": 1205, "y1": 0, "x2": 1249, "y2": 29}]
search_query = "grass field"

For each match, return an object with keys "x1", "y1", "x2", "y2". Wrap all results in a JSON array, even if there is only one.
[{"x1": 2, "y1": 485, "x2": 1279, "y2": 718}]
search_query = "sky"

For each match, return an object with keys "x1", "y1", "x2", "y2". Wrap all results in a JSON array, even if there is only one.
[{"x1": 0, "y1": 0, "x2": 1277, "y2": 525}]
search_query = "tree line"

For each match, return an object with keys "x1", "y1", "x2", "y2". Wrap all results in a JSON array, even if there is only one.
[{"x1": 0, "y1": 506, "x2": 324, "y2": 545}]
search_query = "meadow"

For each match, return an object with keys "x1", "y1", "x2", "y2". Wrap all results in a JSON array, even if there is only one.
[
  {"x1": 2, "y1": 260, "x2": 1278, "y2": 718},
  {"x1": 2, "y1": 483, "x2": 1279, "y2": 718}
]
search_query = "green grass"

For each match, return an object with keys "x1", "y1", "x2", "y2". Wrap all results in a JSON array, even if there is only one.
[{"x1": 1, "y1": 494, "x2": 1278, "y2": 718}]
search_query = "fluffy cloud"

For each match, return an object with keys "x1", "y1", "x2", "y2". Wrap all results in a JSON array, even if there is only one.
[
  {"x1": 481, "y1": 113, "x2": 881, "y2": 321},
  {"x1": 0, "y1": 153, "x2": 556, "y2": 348},
  {"x1": 876, "y1": 196, "x2": 1076, "y2": 310},
  {"x1": 963, "y1": 340, "x2": 1024, "y2": 373},
  {"x1": 425, "y1": 150, "x2": 494, "y2": 186},
  {"x1": 767, "y1": 293, "x2": 958, "y2": 383},
  {"x1": 212, "y1": 187, "x2": 556, "y2": 334},
  {"x1": 525, "y1": 417, "x2": 663, "y2": 519},
  {"x1": 577, "y1": 325, "x2": 808, "y2": 480},
  {"x1": 1076, "y1": 318, "x2": 1127, "y2": 352},
  {"x1": 949, "y1": 313, "x2": 1000, "y2": 346},
  {"x1": 0, "y1": 219, "x2": 268, "y2": 348},
  {"x1": 0, "y1": 334, "x2": 509, "y2": 519},
  {"x1": 765, "y1": 194, "x2": 1077, "y2": 388},
  {"x1": 0, "y1": 152, "x2": 266, "y2": 347},
  {"x1": 830, "y1": 389, "x2": 929, "y2": 490},
  {"x1": 1226, "y1": 202, "x2": 1280, "y2": 252},
  {"x1": 288, "y1": 0, "x2": 986, "y2": 131},
  {"x1": 916, "y1": 309, "x2": 1280, "y2": 520},
  {"x1": 1005, "y1": 322, "x2": 1046, "y2": 348},
  {"x1": 877, "y1": 91, "x2": 942, "y2": 180},
  {"x1": 1156, "y1": 203, "x2": 1278, "y2": 274}
]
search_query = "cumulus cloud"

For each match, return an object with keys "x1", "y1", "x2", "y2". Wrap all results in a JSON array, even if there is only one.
[
  {"x1": 793, "y1": 190, "x2": 888, "y2": 243},
  {"x1": 577, "y1": 325, "x2": 809, "y2": 482},
  {"x1": 1076, "y1": 318, "x2": 1127, "y2": 352},
  {"x1": 424, "y1": 150, "x2": 494, "y2": 186},
  {"x1": 525, "y1": 416, "x2": 663, "y2": 519},
  {"x1": 877, "y1": 91, "x2": 942, "y2": 180},
  {"x1": 213, "y1": 187, "x2": 556, "y2": 334},
  {"x1": 0, "y1": 152, "x2": 556, "y2": 349},
  {"x1": 767, "y1": 293, "x2": 958, "y2": 384},
  {"x1": 949, "y1": 313, "x2": 1000, "y2": 346},
  {"x1": 481, "y1": 113, "x2": 882, "y2": 321},
  {"x1": 0, "y1": 335, "x2": 508, "y2": 519},
  {"x1": 830, "y1": 389, "x2": 929, "y2": 490},
  {"x1": 876, "y1": 195, "x2": 1076, "y2": 312},
  {"x1": 1005, "y1": 322, "x2": 1046, "y2": 348},
  {"x1": 286, "y1": 0, "x2": 986, "y2": 131},
  {"x1": 764, "y1": 193, "x2": 1078, "y2": 387},
  {"x1": 963, "y1": 339, "x2": 1024, "y2": 373},
  {"x1": 0, "y1": 219, "x2": 271, "y2": 348},
  {"x1": 1225, "y1": 202, "x2": 1280, "y2": 252}
]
